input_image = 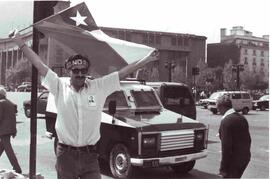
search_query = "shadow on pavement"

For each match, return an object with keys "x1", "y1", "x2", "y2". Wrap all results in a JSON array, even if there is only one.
[{"x1": 100, "y1": 163, "x2": 222, "y2": 179}]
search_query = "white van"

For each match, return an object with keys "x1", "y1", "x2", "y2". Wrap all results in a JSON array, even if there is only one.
[{"x1": 207, "y1": 91, "x2": 252, "y2": 115}]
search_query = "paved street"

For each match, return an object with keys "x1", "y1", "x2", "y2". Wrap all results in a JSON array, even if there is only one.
[{"x1": 0, "y1": 92, "x2": 269, "y2": 178}]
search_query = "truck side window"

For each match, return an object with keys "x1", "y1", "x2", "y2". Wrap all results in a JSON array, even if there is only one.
[
  {"x1": 104, "y1": 91, "x2": 129, "y2": 108},
  {"x1": 242, "y1": 93, "x2": 251, "y2": 99},
  {"x1": 164, "y1": 87, "x2": 194, "y2": 106},
  {"x1": 232, "y1": 93, "x2": 241, "y2": 99}
]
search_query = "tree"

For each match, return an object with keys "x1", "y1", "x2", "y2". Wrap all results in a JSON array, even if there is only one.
[
  {"x1": 6, "y1": 58, "x2": 32, "y2": 87},
  {"x1": 222, "y1": 60, "x2": 236, "y2": 90},
  {"x1": 241, "y1": 68, "x2": 269, "y2": 90}
]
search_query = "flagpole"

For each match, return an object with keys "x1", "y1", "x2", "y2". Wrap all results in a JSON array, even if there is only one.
[
  {"x1": 29, "y1": 2, "x2": 58, "y2": 179},
  {"x1": 18, "y1": 24, "x2": 33, "y2": 33}
]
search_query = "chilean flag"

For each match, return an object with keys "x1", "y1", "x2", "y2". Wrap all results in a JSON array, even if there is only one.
[{"x1": 34, "y1": 2, "x2": 157, "y2": 75}]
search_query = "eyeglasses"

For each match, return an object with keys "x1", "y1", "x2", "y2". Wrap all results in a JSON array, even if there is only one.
[{"x1": 71, "y1": 68, "x2": 88, "y2": 74}]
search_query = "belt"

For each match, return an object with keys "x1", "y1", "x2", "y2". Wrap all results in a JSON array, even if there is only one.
[{"x1": 58, "y1": 143, "x2": 97, "y2": 152}]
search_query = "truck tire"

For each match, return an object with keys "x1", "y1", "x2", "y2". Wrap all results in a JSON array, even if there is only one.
[
  {"x1": 109, "y1": 143, "x2": 133, "y2": 179},
  {"x1": 212, "y1": 109, "x2": 217, "y2": 115},
  {"x1": 171, "y1": 160, "x2": 195, "y2": 173}
]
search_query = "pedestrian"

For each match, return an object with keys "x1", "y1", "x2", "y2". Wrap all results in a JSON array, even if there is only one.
[
  {"x1": 0, "y1": 86, "x2": 22, "y2": 174},
  {"x1": 10, "y1": 30, "x2": 155, "y2": 179},
  {"x1": 217, "y1": 94, "x2": 251, "y2": 178}
]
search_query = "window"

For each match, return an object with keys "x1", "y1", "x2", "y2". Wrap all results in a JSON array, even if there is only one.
[
  {"x1": 244, "y1": 49, "x2": 248, "y2": 54},
  {"x1": 118, "y1": 31, "x2": 125, "y2": 40},
  {"x1": 149, "y1": 34, "x2": 154, "y2": 44},
  {"x1": 183, "y1": 37, "x2": 189, "y2": 46},
  {"x1": 126, "y1": 32, "x2": 131, "y2": 41},
  {"x1": 143, "y1": 33, "x2": 148, "y2": 44},
  {"x1": 156, "y1": 35, "x2": 161, "y2": 44},
  {"x1": 231, "y1": 93, "x2": 241, "y2": 99},
  {"x1": 104, "y1": 91, "x2": 129, "y2": 108},
  {"x1": 252, "y1": 58, "x2": 256, "y2": 66},
  {"x1": 171, "y1": 36, "x2": 176, "y2": 46},
  {"x1": 131, "y1": 90, "x2": 160, "y2": 108},
  {"x1": 244, "y1": 57, "x2": 248, "y2": 65},
  {"x1": 261, "y1": 51, "x2": 264, "y2": 57},
  {"x1": 164, "y1": 86, "x2": 194, "y2": 106},
  {"x1": 178, "y1": 36, "x2": 183, "y2": 46},
  {"x1": 253, "y1": 50, "x2": 256, "y2": 56},
  {"x1": 242, "y1": 93, "x2": 251, "y2": 99}
]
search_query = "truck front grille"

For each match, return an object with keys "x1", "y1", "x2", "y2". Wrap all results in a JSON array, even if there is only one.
[{"x1": 160, "y1": 130, "x2": 194, "y2": 151}]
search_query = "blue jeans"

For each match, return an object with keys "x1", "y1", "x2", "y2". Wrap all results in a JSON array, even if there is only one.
[{"x1": 56, "y1": 143, "x2": 101, "y2": 179}]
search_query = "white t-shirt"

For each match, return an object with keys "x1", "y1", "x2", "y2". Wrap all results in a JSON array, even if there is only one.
[{"x1": 42, "y1": 69, "x2": 120, "y2": 146}]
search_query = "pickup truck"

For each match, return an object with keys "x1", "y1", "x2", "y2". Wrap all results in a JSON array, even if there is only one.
[{"x1": 44, "y1": 80, "x2": 208, "y2": 178}]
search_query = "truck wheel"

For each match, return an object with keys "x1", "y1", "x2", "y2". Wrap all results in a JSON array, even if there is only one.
[
  {"x1": 109, "y1": 143, "x2": 133, "y2": 179},
  {"x1": 24, "y1": 107, "x2": 31, "y2": 118},
  {"x1": 242, "y1": 107, "x2": 249, "y2": 115},
  {"x1": 212, "y1": 109, "x2": 217, "y2": 115},
  {"x1": 171, "y1": 160, "x2": 195, "y2": 173}
]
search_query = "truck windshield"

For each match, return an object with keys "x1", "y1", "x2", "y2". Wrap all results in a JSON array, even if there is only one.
[{"x1": 131, "y1": 90, "x2": 160, "y2": 108}]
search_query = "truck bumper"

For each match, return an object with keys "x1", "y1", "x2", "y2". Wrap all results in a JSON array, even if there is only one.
[{"x1": 131, "y1": 150, "x2": 207, "y2": 167}]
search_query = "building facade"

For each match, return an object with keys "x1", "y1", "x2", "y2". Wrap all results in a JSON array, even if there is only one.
[
  {"x1": 0, "y1": 32, "x2": 32, "y2": 85},
  {"x1": 0, "y1": 1, "x2": 206, "y2": 87},
  {"x1": 207, "y1": 26, "x2": 269, "y2": 82},
  {"x1": 0, "y1": 28, "x2": 206, "y2": 87}
]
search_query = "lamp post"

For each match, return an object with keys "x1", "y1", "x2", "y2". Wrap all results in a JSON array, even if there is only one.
[
  {"x1": 232, "y1": 64, "x2": 244, "y2": 90},
  {"x1": 192, "y1": 66, "x2": 200, "y2": 101},
  {"x1": 165, "y1": 60, "x2": 176, "y2": 82}
]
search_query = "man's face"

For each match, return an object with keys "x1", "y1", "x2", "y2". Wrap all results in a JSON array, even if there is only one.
[
  {"x1": 217, "y1": 103, "x2": 227, "y2": 115},
  {"x1": 69, "y1": 65, "x2": 88, "y2": 87}
]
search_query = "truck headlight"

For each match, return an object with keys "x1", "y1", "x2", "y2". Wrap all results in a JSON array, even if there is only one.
[
  {"x1": 143, "y1": 136, "x2": 156, "y2": 149},
  {"x1": 194, "y1": 130, "x2": 206, "y2": 150},
  {"x1": 195, "y1": 133, "x2": 204, "y2": 141}
]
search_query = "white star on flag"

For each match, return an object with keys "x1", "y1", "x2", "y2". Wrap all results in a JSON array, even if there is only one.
[{"x1": 70, "y1": 10, "x2": 87, "y2": 26}]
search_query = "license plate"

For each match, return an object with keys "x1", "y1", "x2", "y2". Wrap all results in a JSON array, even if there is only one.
[
  {"x1": 144, "y1": 159, "x2": 159, "y2": 167},
  {"x1": 151, "y1": 160, "x2": 159, "y2": 167}
]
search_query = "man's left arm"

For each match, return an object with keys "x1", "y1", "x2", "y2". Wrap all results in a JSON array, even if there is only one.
[{"x1": 118, "y1": 51, "x2": 157, "y2": 80}]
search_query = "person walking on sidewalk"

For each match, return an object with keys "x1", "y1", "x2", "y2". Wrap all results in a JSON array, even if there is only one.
[
  {"x1": 0, "y1": 86, "x2": 22, "y2": 174},
  {"x1": 217, "y1": 94, "x2": 251, "y2": 178}
]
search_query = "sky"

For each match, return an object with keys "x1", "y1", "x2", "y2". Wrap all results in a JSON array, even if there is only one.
[{"x1": 0, "y1": 0, "x2": 269, "y2": 43}]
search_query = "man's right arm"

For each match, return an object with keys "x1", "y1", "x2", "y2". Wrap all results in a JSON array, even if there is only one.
[{"x1": 9, "y1": 30, "x2": 49, "y2": 77}]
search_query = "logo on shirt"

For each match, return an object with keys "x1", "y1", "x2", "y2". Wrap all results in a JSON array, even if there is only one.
[{"x1": 88, "y1": 95, "x2": 96, "y2": 107}]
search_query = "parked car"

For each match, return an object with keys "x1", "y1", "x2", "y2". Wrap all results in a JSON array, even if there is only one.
[
  {"x1": 17, "y1": 82, "x2": 31, "y2": 92},
  {"x1": 146, "y1": 82, "x2": 196, "y2": 120},
  {"x1": 44, "y1": 80, "x2": 208, "y2": 178},
  {"x1": 252, "y1": 94, "x2": 269, "y2": 111},
  {"x1": 23, "y1": 91, "x2": 48, "y2": 118},
  {"x1": 198, "y1": 98, "x2": 209, "y2": 109},
  {"x1": 207, "y1": 91, "x2": 252, "y2": 115}
]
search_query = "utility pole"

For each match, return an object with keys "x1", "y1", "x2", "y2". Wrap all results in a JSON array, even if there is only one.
[{"x1": 232, "y1": 64, "x2": 244, "y2": 90}]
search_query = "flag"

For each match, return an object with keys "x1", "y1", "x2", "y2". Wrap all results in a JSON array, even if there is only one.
[{"x1": 34, "y1": 2, "x2": 157, "y2": 75}]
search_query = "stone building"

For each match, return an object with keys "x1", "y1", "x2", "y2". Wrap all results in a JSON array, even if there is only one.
[{"x1": 207, "y1": 26, "x2": 269, "y2": 82}]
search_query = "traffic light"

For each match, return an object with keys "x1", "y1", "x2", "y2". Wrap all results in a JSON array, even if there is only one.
[{"x1": 192, "y1": 67, "x2": 200, "y2": 75}]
